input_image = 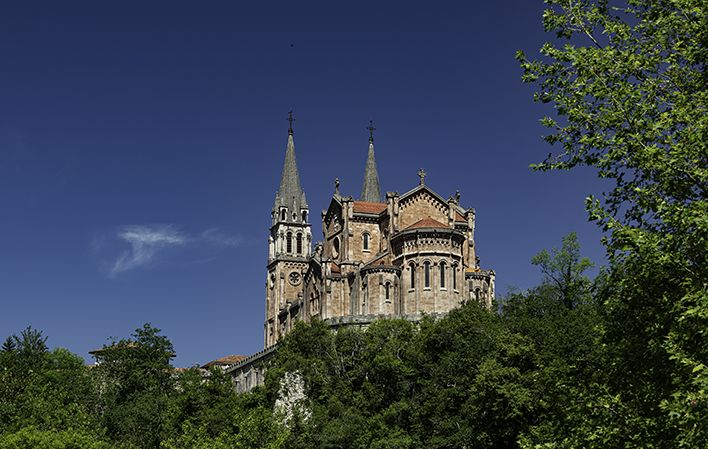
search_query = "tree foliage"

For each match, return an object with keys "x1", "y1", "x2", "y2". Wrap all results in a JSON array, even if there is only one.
[
  {"x1": 517, "y1": 0, "x2": 707, "y2": 446},
  {"x1": 0, "y1": 427, "x2": 115, "y2": 449},
  {"x1": 1, "y1": 324, "x2": 287, "y2": 449},
  {"x1": 262, "y1": 287, "x2": 600, "y2": 449},
  {"x1": 531, "y1": 231, "x2": 594, "y2": 307},
  {"x1": 0, "y1": 327, "x2": 96, "y2": 437}
]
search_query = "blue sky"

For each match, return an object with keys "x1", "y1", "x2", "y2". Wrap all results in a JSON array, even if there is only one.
[{"x1": 0, "y1": 1, "x2": 608, "y2": 367}]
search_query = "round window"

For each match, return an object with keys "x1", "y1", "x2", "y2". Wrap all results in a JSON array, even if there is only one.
[{"x1": 289, "y1": 272, "x2": 301, "y2": 286}]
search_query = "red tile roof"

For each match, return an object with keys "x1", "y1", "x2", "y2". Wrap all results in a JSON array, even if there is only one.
[
  {"x1": 201, "y1": 354, "x2": 247, "y2": 369},
  {"x1": 330, "y1": 262, "x2": 341, "y2": 273},
  {"x1": 455, "y1": 211, "x2": 466, "y2": 222},
  {"x1": 405, "y1": 217, "x2": 449, "y2": 230},
  {"x1": 353, "y1": 201, "x2": 387, "y2": 214}
]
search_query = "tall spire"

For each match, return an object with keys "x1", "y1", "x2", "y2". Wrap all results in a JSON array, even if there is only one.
[
  {"x1": 360, "y1": 120, "x2": 382, "y2": 202},
  {"x1": 274, "y1": 112, "x2": 307, "y2": 217}
]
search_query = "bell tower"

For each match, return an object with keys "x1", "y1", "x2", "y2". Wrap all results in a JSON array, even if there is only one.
[{"x1": 265, "y1": 112, "x2": 311, "y2": 347}]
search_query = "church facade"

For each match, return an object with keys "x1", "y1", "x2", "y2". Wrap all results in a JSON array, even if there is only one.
[{"x1": 264, "y1": 118, "x2": 495, "y2": 348}]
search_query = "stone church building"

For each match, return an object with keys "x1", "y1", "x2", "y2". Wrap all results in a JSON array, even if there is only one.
[
  {"x1": 264, "y1": 118, "x2": 495, "y2": 348},
  {"x1": 228, "y1": 116, "x2": 495, "y2": 391}
]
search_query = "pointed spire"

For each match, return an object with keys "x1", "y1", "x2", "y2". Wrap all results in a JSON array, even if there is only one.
[
  {"x1": 360, "y1": 120, "x2": 382, "y2": 202},
  {"x1": 274, "y1": 112, "x2": 307, "y2": 217}
]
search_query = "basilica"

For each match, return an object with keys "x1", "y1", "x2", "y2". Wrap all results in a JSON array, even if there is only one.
[{"x1": 264, "y1": 116, "x2": 495, "y2": 348}]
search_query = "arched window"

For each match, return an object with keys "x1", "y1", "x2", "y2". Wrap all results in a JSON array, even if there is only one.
[
  {"x1": 440, "y1": 262, "x2": 446, "y2": 289},
  {"x1": 409, "y1": 263, "x2": 416, "y2": 289},
  {"x1": 286, "y1": 232, "x2": 292, "y2": 253},
  {"x1": 452, "y1": 264, "x2": 458, "y2": 290},
  {"x1": 332, "y1": 237, "x2": 340, "y2": 259},
  {"x1": 385, "y1": 282, "x2": 391, "y2": 300},
  {"x1": 424, "y1": 262, "x2": 430, "y2": 288},
  {"x1": 296, "y1": 233, "x2": 303, "y2": 254},
  {"x1": 363, "y1": 232, "x2": 370, "y2": 251},
  {"x1": 280, "y1": 209, "x2": 286, "y2": 221},
  {"x1": 302, "y1": 211, "x2": 307, "y2": 222}
]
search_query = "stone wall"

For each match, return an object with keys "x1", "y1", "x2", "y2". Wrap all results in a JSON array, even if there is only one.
[{"x1": 348, "y1": 220, "x2": 382, "y2": 263}]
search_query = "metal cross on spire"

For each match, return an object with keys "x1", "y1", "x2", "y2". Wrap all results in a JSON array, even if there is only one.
[
  {"x1": 367, "y1": 119, "x2": 376, "y2": 143},
  {"x1": 418, "y1": 168, "x2": 426, "y2": 185},
  {"x1": 287, "y1": 110, "x2": 295, "y2": 135}
]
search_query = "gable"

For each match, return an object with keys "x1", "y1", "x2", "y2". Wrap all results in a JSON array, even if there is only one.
[
  {"x1": 398, "y1": 188, "x2": 449, "y2": 229},
  {"x1": 323, "y1": 197, "x2": 343, "y2": 234}
]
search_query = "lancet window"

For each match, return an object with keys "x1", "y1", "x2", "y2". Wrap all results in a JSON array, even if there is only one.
[{"x1": 440, "y1": 262, "x2": 446, "y2": 289}]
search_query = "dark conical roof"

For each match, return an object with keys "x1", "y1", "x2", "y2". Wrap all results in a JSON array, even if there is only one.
[
  {"x1": 274, "y1": 133, "x2": 308, "y2": 214},
  {"x1": 360, "y1": 140, "x2": 381, "y2": 202}
]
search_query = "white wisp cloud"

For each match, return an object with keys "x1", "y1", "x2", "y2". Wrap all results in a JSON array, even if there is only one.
[
  {"x1": 110, "y1": 225, "x2": 187, "y2": 277},
  {"x1": 201, "y1": 228, "x2": 242, "y2": 248}
]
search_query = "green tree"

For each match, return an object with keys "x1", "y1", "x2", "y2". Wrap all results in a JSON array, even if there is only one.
[
  {"x1": 1, "y1": 336, "x2": 16, "y2": 353},
  {"x1": 518, "y1": 1, "x2": 707, "y2": 446},
  {"x1": 0, "y1": 427, "x2": 115, "y2": 449},
  {"x1": 412, "y1": 302, "x2": 539, "y2": 449},
  {"x1": 503, "y1": 253, "x2": 605, "y2": 449},
  {"x1": 162, "y1": 367, "x2": 241, "y2": 440},
  {"x1": 12, "y1": 326, "x2": 49, "y2": 371},
  {"x1": 531, "y1": 232, "x2": 594, "y2": 308},
  {"x1": 93, "y1": 323, "x2": 175, "y2": 449},
  {"x1": 269, "y1": 304, "x2": 544, "y2": 449},
  {"x1": 0, "y1": 336, "x2": 17, "y2": 370},
  {"x1": 161, "y1": 409, "x2": 288, "y2": 449},
  {"x1": 0, "y1": 328, "x2": 97, "y2": 436}
]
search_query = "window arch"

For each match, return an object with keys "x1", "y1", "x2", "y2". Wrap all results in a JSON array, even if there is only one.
[
  {"x1": 424, "y1": 261, "x2": 431, "y2": 288},
  {"x1": 280, "y1": 209, "x2": 286, "y2": 221},
  {"x1": 332, "y1": 237, "x2": 340, "y2": 259},
  {"x1": 296, "y1": 233, "x2": 303, "y2": 254},
  {"x1": 363, "y1": 232, "x2": 370, "y2": 251},
  {"x1": 452, "y1": 264, "x2": 458, "y2": 290},
  {"x1": 409, "y1": 263, "x2": 416, "y2": 289},
  {"x1": 440, "y1": 262, "x2": 446, "y2": 289},
  {"x1": 385, "y1": 282, "x2": 391, "y2": 301},
  {"x1": 286, "y1": 232, "x2": 293, "y2": 253},
  {"x1": 302, "y1": 211, "x2": 308, "y2": 222}
]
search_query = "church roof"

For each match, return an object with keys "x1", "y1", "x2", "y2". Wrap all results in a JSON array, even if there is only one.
[
  {"x1": 360, "y1": 140, "x2": 381, "y2": 202},
  {"x1": 361, "y1": 250, "x2": 396, "y2": 270},
  {"x1": 400, "y1": 183, "x2": 444, "y2": 203},
  {"x1": 353, "y1": 201, "x2": 387, "y2": 215},
  {"x1": 201, "y1": 354, "x2": 247, "y2": 369},
  {"x1": 455, "y1": 211, "x2": 466, "y2": 222},
  {"x1": 405, "y1": 217, "x2": 449, "y2": 230},
  {"x1": 274, "y1": 132, "x2": 308, "y2": 213}
]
